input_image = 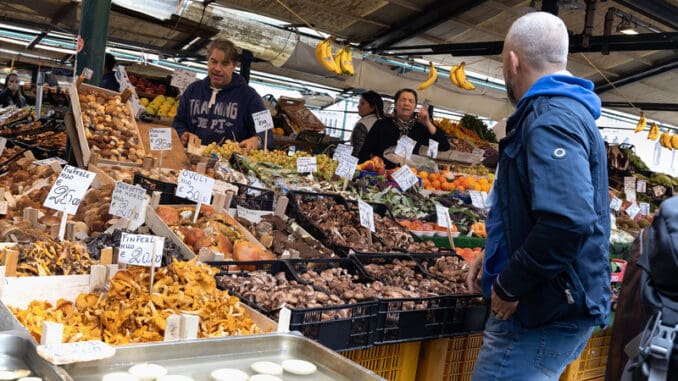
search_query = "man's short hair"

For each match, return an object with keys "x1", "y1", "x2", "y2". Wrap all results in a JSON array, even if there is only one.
[
  {"x1": 207, "y1": 39, "x2": 239, "y2": 63},
  {"x1": 105, "y1": 53, "x2": 116, "y2": 72},
  {"x1": 505, "y1": 12, "x2": 569, "y2": 71}
]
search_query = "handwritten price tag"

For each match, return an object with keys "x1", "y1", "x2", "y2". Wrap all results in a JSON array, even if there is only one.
[
  {"x1": 0, "y1": 137, "x2": 6, "y2": 157},
  {"x1": 176, "y1": 169, "x2": 215, "y2": 204},
  {"x1": 81, "y1": 67, "x2": 93, "y2": 80},
  {"x1": 436, "y1": 203, "x2": 450, "y2": 227},
  {"x1": 335, "y1": 154, "x2": 359, "y2": 180},
  {"x1": 236, "y1": 205, "x2": 273, "y2": 224},
  {"x1": 358, "y1": 199, "x2": 375, "y2": 232},
  {"x1": 469, "y1": 190, "x2": 486, "y2": 209},
  {"x1": 43, "y1": 165, "x2": 95, "y2": 215},
  {"x1": 170, "y1": 68, "x2": 198, "y2": 94},
  {"x1": 652, "y1": 185, "x2": 666, "y2": 197},
  {"x1": 333, "y1": 144, "x2": 353, "y2": 160},
  {"x1": 427, "y1": 139, "x2": 438, "y2": 159},
  {"x1": 37, "y1": 340, "x2": 115, "y2": 365},
  {"x1": 639, "y1": 202, "x2": 651, "y2": 216},
  {"x1": 391, "y1": 165, "x2": 418, "y2": 191},
  {"x1": 395, "y1": 136, "x2": 416, "y2": 160},
  {"x1": 33, "y1": 157, "x2": 68, "y2": 166},
  {"x1": 297, "y1": 156, "x2": 317, "y2": 173},
  {"x1": 109, "y1": 182, "x2": 146, "y2": 221},
  {"x1": 252, "y1": 109, "x2": 274, "y2": 133},
  {"x1": 626, "y1": 203, "x2": 640, "y2": 219},
  {"x1": 637, "y1": 180, "x2": 647, "y2": 193},
  {"x1": 149, "y1": 128, "x2": 172, "y2": 151},
  {"x1": 610, "y1": 197, "x2": 623, "y2": 211},
  {"x1": 0, "y1": 201, "x2": 7, "y2": 215},
  {"x1": 119, "y1": 233, "x2": 163, "y2": 267}
]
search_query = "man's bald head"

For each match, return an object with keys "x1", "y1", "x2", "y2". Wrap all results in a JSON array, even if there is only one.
[{"x1": 504, "y1": 12, "x2": 569, "y2": 72}]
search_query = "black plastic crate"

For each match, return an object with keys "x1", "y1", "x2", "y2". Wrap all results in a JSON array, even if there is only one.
[
  {"x1": 352, "y1": 253, "x2": 481, "y2": 344},
  {"x1": 229, "y1": 182, "x2": 276, "y2": 211},
  {"x1": 286, "y1": 190, "x2": 353, "y2": 249},
  {"x1": 214, "y1": 259, "x2": 377, "y2": 351},
  {"x1": 133, "y1": 172, "x2": 195, "y2": 205}
]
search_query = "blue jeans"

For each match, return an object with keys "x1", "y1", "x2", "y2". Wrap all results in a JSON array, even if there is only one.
[{"x1": 471, "y1": 313, "x2": 594, "y2": 381}]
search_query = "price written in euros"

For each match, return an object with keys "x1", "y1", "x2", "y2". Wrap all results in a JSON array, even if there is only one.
[
  {"x1": 149, "y1": 128, "x2": 172, "y2": 151},
  {"x1": 43, "y1": 165, "x2": 96, "y2": 215}
]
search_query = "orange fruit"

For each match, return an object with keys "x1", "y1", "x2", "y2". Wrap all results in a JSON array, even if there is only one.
[
  {"x1": 432, "y1": 180, "x2": 441, "y2": 189},
  {"x1": 418, "y1": 170, "x2": 429, "y2": 179},
  {"x1": 473, "y1": 183, "x2": 482, "y2": 191},
  {"x1": 410, "y1": 167, "x2": 418, "y2": 174},
  {"x1": 428, "y1": 173, "x2": 438, "y2": 182}
]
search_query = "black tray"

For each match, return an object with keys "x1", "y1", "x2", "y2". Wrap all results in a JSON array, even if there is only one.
[
  {"x1": 133, "y1": 172, "x2": 195, "y2": 205},
  {"x1": 229, "y1": 182, "x2": 276, "y2": 211},
  {"x1": 213, "y1": 259, "x2": 377, "y2": 351}
]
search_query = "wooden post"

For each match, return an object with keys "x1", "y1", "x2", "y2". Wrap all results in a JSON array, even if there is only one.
[
  {"x1": 100, "y1": 247, "x2": 113, "y2": 265},
  {"x1": 120, "y1": 88, "x2": 133, "y2": 103},
  {"x1": 142, "y1": 156, "x2": 154, "y2": 170},
  {"x1": 4, "y1": 250, "x2": 18, "y2": 277},
  {"x1": 274, "y1": 196, "x2": 289, "y2": 217},
  {"x1": 89, "y1": 265, "x2": 108, "y2": 293},
  {"x1": 196, "y1": 162, "x2": 207, "y2": 175}
]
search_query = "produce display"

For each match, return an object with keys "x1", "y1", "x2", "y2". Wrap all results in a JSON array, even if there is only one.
[
  {"x1": 86, "y1": 229, "x2": 184, "y2": 265},
  {"x1": 0, "y1": 239, "x2": 94, "y2": 276},
  {"x1": 202, "y1": 140, "x2": 242, "y2": 160},
  {"x1": 10, "y1": 259, "x2": 262, "y2": 344},
  {"x1": 417, "y1": 255, "x2": 471, "y2": 293},
  {"x1": 240, "y1": 150, "x2": 338, "y2": 183},
  {"x1": 78, "y1": 90, "x2": 145, "y2": 163},
  {"x1": 142, "y1": 95, "x2": 178, "y2": 118},
  {"x1": 0, "y1": 106, "x2": 32, "y2": 127}
]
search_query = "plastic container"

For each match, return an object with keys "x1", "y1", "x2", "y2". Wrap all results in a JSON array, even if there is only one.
[
  {"x1": 229, "y1": 182, "x2": 276, "y2": 211},
  {"x1": 416, "y1": 333, "x2": 484, "y2": 381},
  {"x1": 214, "y1": 259, "x2": 377, "y2": 351},
  {"x1": 559, "y1": 328, "x2": 611, "y2": 381},
  {"x1": 133, "y1": 172, "x2": 194, "y2": 205},
  {"x1": 342, "y1": 341, "x2": 421, "y2": 381}
]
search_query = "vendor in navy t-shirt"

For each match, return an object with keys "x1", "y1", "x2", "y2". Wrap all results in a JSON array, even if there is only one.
[{"x1": 173, "y1": 39, "x2": 269, "y2": 150}]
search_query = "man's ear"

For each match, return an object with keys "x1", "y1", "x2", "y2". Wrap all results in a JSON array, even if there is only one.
[{"x1": 507, "y1": 50, "x2": 520, "y2": 75}]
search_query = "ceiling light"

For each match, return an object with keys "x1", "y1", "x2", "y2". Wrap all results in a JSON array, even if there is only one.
[{"x1": 617, "y1": 18, "x2": 638, "y2": 35}]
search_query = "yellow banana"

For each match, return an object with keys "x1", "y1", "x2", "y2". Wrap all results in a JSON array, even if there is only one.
[
  {"x1": 453, "y1": 62, "x2": 476, "y2": 90},
  {"x1": 340, "y1": 46, "x2": 354, "y2": 75},
  {"x1": 647, "y1": 122, "x2": 659, "y2": 141},
  {"x1": 672, "y1": 134, "x2": 678, "y2": 149},
  {"x1": 449, "y1": 65, "x2": 461, "y2": 87},
  {"x1": 634, "y1": 112, "x2": 647, "y2": 133},
  {"x1": 333, "y1": 47, "x2": 343, "y2": 73},
  {"x1": 324, "y1": 38, "x2": 343, "y2": 75},
  {"x1": 660, "y1": 132, "x2": 673, "y2": 150},
  {"x1": 417, "y1": 62, "x2": 438, "y2": 90}
]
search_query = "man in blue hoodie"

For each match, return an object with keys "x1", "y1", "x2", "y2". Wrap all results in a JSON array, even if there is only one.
[
  {"x1": 467, "y1": 12, "x2": 611, "y2": 380},
  {"x1": 173, "y1": 39, "x2": 269, "y2": 150}
]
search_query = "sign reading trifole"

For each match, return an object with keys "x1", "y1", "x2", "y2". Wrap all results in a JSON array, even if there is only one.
[
  {"x1": 43, "y1": 165, "x2": 96, "y2": 215},
  {"x1": 118, "y1": 233, "x2": 164, "y2": 267},
  {"x1": 176, "y1": 169, "x2": 215, "y2": 204},
  {"x1": 149, "y1": 128, "x2": 172, "y2": 151}
]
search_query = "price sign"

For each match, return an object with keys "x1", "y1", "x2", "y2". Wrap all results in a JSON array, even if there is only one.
[
  {"x1": 170, "y1": 68, "x2": 198, "y2": 94},
  {"x1": 624, "y1": 176, "x2": 636, "y2": 188},
  {"x1": 427, "y1": 139, "x2": 438, "y2": 159},
  {"x1": 149, "y1": 128, "x2": 172, "y2": 151},
  {"x1": 81, "y1": 67, "x2": 93, "y2": 80},
  {"x1": 652, "y1": 185, "x2": 666, "y2": 198},
  {"x1": 37, "y1": 340, "x2": 115, "y2": 365},
  {"x1": 252, "y1": 109, "x2": 274, "y2": 133},
  {"x1": 0, "y1": 137, "x2": 6, "y2": 157},
  {"x1": 119, "y1": 233, "x2": 164, "y2": 267},
  {"x1": 212, "y1": 180, "x2": 238, "y2": 195},
  {"x1": 33, "y1": 157, "x2": 68, "y2": 166},
  {"x1": 625, "y1": 187, "x2": 637, "y2": 202},
  {"x1": 333, "y1": 144, "x2": 353, "y2": 160},
  {"x1": 236, "y1": 205, "x2": 273, "y2": 224},
  {"x1": 639, "y1": 202, "x2": 651, "y2": 216},
  {"x1": 358, "y1": 199, "x2": 375, "y2": 232},
  {"x1": 391, "y1": 165, "x2": 418, "y2": 191},
  {"x1": 635, "y1": 180, "x2": 646, "y2": 193},
  {"x1": 335, "y1": 154, "x2": 359, "y2": 180},
  {"x1": 0, "y1": 201, "x2": 7, "y2": 215},
  {"x1": 469, "y1": 190, "x2": 486, "y2": 209},
  {"x1": 176, "y1": 169, "x2": 215, "y2": 204},
  {"x1": 610, "y1": 197, "x2": 623, "y2": 211},
  {"x1": 43, "y1": 165, "x2": 96, "y2": 215},
  {"x1": 395, "y1": 136, "x2": 416, "y2": 160},
  {"x1": 109, "y1": 182, "x2": 146, "y2": 220},
  {"x1": 436, "y1": 203, "x2": 450, "y2": 227},
  {"x1": 288, "y1": 146, "x2": 296, "y2": 156},
  {"x1": 296, "y1": 156, "x2": 317, "y2": 173},
  {"x1": 626, "y1": 203, "x2": 640, "y2": 219},
  {"x1": 472, "y1": 148, "x2": 485, "y2": 156}
]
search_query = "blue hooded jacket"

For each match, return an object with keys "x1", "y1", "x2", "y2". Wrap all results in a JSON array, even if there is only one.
[
  {"x1": 484, "y1": 74, "x2": 611, "y2": 328},
  {"x1": 172, "y1": 74, "x2": 270, "y2": 147}
]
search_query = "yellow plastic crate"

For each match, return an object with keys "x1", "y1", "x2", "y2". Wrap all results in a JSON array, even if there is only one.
[
  {"x1": 416, "y1": 334, "x2": 484, "y2": 381},
  {"x1": 342, "y1": 341, "x2": 421, "y2": 381},
  {"x1": 560, "y1": 328, "x2": 612, "y2": 381}
]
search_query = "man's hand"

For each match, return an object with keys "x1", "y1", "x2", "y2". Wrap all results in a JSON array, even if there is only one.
[
  {"x1": 491, "y1": 286, "x2": 519, "y2": 320},
  {"x1": 239, "y1": 135, "x2": 260, "y2": 151},
  {"x1": 180, "y1": 132, "x2": 200, "y2": 147},
  {"x1": 466, "y1": 251, "x2": 484, "y2": 294}
]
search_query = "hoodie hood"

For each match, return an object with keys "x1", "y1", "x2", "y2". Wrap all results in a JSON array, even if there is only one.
[
  {"x1": 200, "y1": 73, "x2": 247, "y2": 92},
  {"x1": 520, "y1": 74, "x2": 601, "y2": 119}
]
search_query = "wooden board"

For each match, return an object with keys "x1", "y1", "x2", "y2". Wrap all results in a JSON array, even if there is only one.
[{"x1": 136, "y1": 122, "x2": 190, "y2": 171}]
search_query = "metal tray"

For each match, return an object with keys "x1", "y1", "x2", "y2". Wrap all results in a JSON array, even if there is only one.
[
  {"x1": 63, "y1": 333, "x2": 385, "y2": 380},
  {"x1": 0, "y1": 331, "x2": 70, "y2": 381}
]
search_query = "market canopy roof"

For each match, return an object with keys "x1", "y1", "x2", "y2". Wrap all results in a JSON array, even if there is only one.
[{"x1": 0, "y1": 0, "x2": 676, "y2": 125}]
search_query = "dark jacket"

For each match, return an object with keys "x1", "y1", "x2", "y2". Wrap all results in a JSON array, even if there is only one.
[
  {"x1": 0, "y1": 88, "x2": 26, "y2": 108},
  {"x1": 100, "y1": 72, "x2": 119, "y2": 92},
  {"x1": 489, "y1": 74, "x2": 611, "y2": 328},
  {"x1": 357, "y1": 116, "x2": 450, "y2": 168},
  {"x1": 351, "y1": 114, "x2": 378, "y2": 157},
  {"x1": 172, "y1": 74, "x2": 269, "y2": 147}
]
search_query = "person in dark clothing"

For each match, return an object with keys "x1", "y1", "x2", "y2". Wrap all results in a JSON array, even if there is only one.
[
  {"x1": 357, "y1": 88, "x2": 449, "y2": 168},
  {"x1": 99, "y1": 53, "x2": 119, "y2": 92},
  {"x1": 0, "y1": 72, "x2": 26, "y2": 108},
  {"x1": 173, "y1": 39, "x2": 268, "y2": 150},
  {"x1": 350, "y1": 91, "x2": 384, "y2": 157}
]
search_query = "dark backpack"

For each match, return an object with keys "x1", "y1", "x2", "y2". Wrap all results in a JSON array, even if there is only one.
[{"x1": 627, "y1": 196, "x2": 678, "y2": 381}]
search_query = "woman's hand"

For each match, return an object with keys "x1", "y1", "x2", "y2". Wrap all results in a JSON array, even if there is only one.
[{"x1": 416, "y1": 106, "x2": 437, "y2": 135}]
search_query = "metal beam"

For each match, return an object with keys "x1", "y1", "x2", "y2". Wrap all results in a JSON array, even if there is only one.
[
  {"x1": 26, "y1": 32, "x2": 46, "y2": 49},
  {"x1": 602, "y1": 101, "x2": 678, "y2": 112},
  {"x1": 612, "y1": 0, "x2": 678, "y2": 31},
  {"x1": 376, "y1": 32, "x2": 678, "y2": 56},
  {"x1": 361, "y1": 0, "x2": 486, "y2": 50},
  {"x1": 595, "y1": 55, "x2": 678, "y2": 93}
]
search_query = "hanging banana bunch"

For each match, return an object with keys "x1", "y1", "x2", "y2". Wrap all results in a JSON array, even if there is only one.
[
  {"x1": 647, "y1": 122, "x2": 659, "y2": 141},
  {"x1": 333, "y1": 45, "x2": 354, "y2": 76},
  {"x1": 672, "y1": 133, "x2": 678, "y2": 149},
  {"x1": 417, "y1": 62, "x2": 438, "y2": 90},
  {"x1": 634, "y1": 112, "x2": 647, "y2": 133},
  {"x1": 315, "y1": 37, "x2": 342, "y2": 75},
  {"x1": 449, "y1": 62, "x2": 475, "y2": 90},
  {"x1": 659, "y1": 131, "x2": 673, "y2": 151}
]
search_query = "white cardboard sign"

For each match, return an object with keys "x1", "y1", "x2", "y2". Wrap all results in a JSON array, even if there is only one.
[
  {"x1": 252, "y1": 110, "x2": 274, "y2": 133},
  {"x1": 176, "y1": 169, "x2": 215, "y2": 204},
  {"x1": 391, "y1": 165, "x2": 418, "y2": 191},
  {"x1": 358, "y1": 199, "x2": 375, "y2": 233},
  {"x1": 109, "y1": 182, "x2": 147, "y2": 221},
  {"x1": 335, "y1": 154, "x2": 359, "y2": 180},
  {"x1": 427, "y1": 139, "x2": 438, "y2": 159},
  {"x1": 43, "y1": 165, "x2": 96, "y2": 215},
  {"x1": 149, "y1": 128, "x2": 172, "y2": 151},
  {"x1": 333, "y1": 144, "x2": 353, "y2": 160},
  {"x1": 118, "y1": 233, "x2": 164, "y2": 267},
  {"x1": 297, "y1": 156, "x2": 317, "y2": 173},
  {"x1": 170, "y1": 68, "x2": 198, "y2": 94},
  {"x1": 436, "y1": 203, "x2": 450, "y2": 228},
  {"x1": 626, "y1": 203, "x2": 640, "y2": 219},
  {"x1": 395, "y1": 136, "x2": 416, "y2": 160},
  {"x1": 610, "y1": 197, "x2": 623, "y2": 211}
]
